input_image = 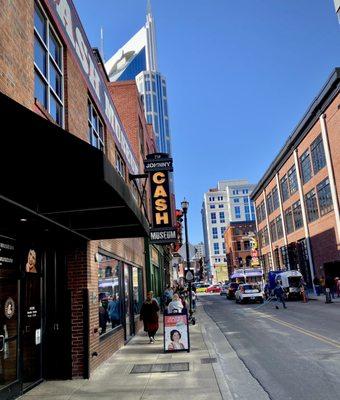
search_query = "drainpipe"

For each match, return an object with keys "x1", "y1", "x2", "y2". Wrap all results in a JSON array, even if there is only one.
[
  {"x1": 320, "y1": 114, "x2": 340, "y2": 245},
  {"x1": 293, "y1": 150, "x2": 316, "y2": 292}
]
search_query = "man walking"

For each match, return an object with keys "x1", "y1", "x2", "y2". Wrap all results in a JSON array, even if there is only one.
[{"x1": 274, "y1": 280, "x2": 287, "y2": 309}]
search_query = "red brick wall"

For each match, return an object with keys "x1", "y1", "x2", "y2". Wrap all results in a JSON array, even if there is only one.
[
  {"x1": 66, "y1": 244, "x2": 88, "y2": 378},
  {"x1": 0, "y1": 0, "x2": 34, "y2": 109}
]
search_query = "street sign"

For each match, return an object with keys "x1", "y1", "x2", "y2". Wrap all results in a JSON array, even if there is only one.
[{"x1": 185, "y1": 269, "x2": 194, "y2": 282}]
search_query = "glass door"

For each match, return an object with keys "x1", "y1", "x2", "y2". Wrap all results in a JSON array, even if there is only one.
[
  {"x1": 21, "y1": 247, "x2": 42, "y2": 390},
  {"x1": 0, "y1": 279, "x2": 19, "y2": 396},
  {"x1": 124, "y1": 265, "x2": 133, "y2": 339}
]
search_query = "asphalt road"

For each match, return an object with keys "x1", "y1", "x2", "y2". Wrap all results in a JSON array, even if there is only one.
[{"x1": 199, "y1": 293, "x2": 340, "y2": 400}]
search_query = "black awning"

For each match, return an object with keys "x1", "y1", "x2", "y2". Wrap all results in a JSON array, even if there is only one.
[{"x1": 0, "y1": 92, "x2": 150, "y2": 240}]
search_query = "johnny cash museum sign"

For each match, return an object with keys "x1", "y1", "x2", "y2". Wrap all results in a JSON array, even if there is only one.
[{"x1": 145, "y1": 154, "x2": 177, "y2": 244}]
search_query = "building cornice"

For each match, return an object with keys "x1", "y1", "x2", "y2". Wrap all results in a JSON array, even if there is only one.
[{"x1": 251, "y1": 68, "x2": 340, "y2": 201}]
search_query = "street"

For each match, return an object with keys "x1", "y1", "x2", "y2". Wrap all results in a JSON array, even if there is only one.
[{"x1": 199, "y1": 294, "x2": 340, "y2": 400}]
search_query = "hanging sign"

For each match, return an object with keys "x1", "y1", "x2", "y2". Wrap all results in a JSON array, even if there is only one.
[
  {"x1": 0, "y1": 237, "x2": 15, "y2": 268},
  {"x1": 163, "y1": 312, "x2": 190, "y2": 353},
  {"x1": 145, "y1": 153, "x2": 176, "y2": 244}
]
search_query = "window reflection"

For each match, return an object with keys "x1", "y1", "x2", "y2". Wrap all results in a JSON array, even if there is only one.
[{"x1": 98, "y1": 254, "x2": 121, "y2": 335}]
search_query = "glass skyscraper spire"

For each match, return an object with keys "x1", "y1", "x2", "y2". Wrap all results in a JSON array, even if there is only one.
[{"x1": 105, "y1": 2, "x2": 172, "y2": 155}]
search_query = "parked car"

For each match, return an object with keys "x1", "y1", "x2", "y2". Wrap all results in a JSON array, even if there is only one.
[
  {"x1": 226, "y1": 282, "x2": 239, "y2": 299},
  {"x1": 195, "y1": 283, "x2": 210, "y2": 293},
  {"x1": 206, "y1": 284, "x2": 222, "y2": 293},
  {"x1": 220, "y1": 284, "x2": 228, "y2": 296},
  {"x1": 235, "y1": 284, "x2": 264, "y2": 304}
]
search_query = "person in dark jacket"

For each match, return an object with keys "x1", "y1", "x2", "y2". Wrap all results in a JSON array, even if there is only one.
[
  {"x1": 274, "y1": 281, "x2": 287, "y2": 309},
  {"x1": 99, "y1": 299, "x2": 108, "y2": 334},
  {"x1": 140, "y1": 291, "x2": 160, "y2": 343}
]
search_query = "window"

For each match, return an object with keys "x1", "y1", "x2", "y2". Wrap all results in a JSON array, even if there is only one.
[
  {"x1": 280, "y1": 175, "x2": 289, "y2": 202},
  {"x1": 292, "y1": 200, "x2": 303, "y2": 229},
  {"x1": 317, "y1": 178, "x2": 333, "y2": 216},
  {"x1": 132, "y1": 267, "x2": 143, "y2": 315},
  {"x1": 234, "y1": 206, "x2": 241, "y2": 219},
  {"x1": 288, "y1": 167, "x2": 298, "y2": 195},
  {"x1": 305, "y1": 189, "x2": 319, "y2": 222},
  {"x1": 270, "y1": 220, "x2": 277, "y2": 242},
  {"x1": 218, "y1": 196, "x2": 223, "y2": 201},
  {"x1": 245, "y1": 214, "x2": 251, "y2": 221},
  {"x1": 243, "y1": 189, "x2": 248, "y2": 194},
  {"x1": 272, "y1": 187, "x2": 279, "y2": 210},
  {"x1": 311, "y1": 135, "x2": 326, "y2": 175},
  {"x1": 98, "y1": 253, "x2": 122, "y2": 335},
  {"x1": 212, "y1": 227, "x2": 218, "y2": 239},
  {"x1": 234, "y1": 198, "x2": 240, "y2": 203},
  {"x1": 300, "y1": 150, "x2": 312, "y2": 184},
  {"x1": 236, "y1": 242, "x2": 241, "y2": 251},
  {"x1": 256, "y1": 201, "x2": 266, "y2": 223},
  {"x1": 211, "y1": 212, "x2": 217, "y2": 224},
  {"x1": 34, "y1": 2, "x2": 63, "y2": 126},
  {"x1": 263, "y1": 226, "x2": 269, "y2": 246},
  {"x1": 88, "y1": 100, "x2": 105, "y2": 151},
  {"x1": 219, "y1": 204, "x2": 224, "y2": 208},
  {"x1": 221, "y1": 227, "x2": 226, "y2": 237},
  {"x1": 209, "y1": 196, "x2": 215, "y2": 202},
  {"x1": 276, "y1": 216, "x2": 283, "y2": 239},
  {"x1": 244, "y1": 241, "x2": 250, "y2": 250},
  {"x1": 145, "y1": 94, "x2": 152, "y2": 112},
  {"x1": 285, "y1": 207, "x2": 294, "y2": 234},
  {"x1": 243, "y1": 197, "x2": 249, "y2": 203},
  {"x1": 245, "y1": 206, "x2": 250, "y2": 214},
  {"x1": 266, "y1": 192, "x2": 273, "y2": 215},
  {"x1": 233, "y1": 190, "x2": 239, "y2": 195},
  {"x1": 145, "y1": 81, "x2": 151, "y2": 92},
  {"x1": 210, "y1": 204, "x2": 215, "y2": 209},
  {"x1": 115, "y1": 149, "x2": 126, "y2": 179},
  {"x1": 213, "y1": 243, "x2": 219, "y2": 255},
  {"x1": 219, "y1": 212, "x2": 225, "y2": 223},
  {"x1": 222, "y1": 243, "x2": 226, "y2": 254}
]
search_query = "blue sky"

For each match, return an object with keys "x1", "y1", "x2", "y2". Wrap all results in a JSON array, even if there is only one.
[{"x1": 73, "y1": 0, "x2": 340, "y2": 244}]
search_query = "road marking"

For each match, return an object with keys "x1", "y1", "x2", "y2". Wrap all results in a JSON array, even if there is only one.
[{"x1": 252, "y1": 310, "x2": 340, "y2": 349}]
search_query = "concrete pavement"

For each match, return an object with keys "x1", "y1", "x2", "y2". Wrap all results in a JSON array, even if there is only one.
[{"x1": 19, "y1": 304, "x2": 271, "y2": 400}]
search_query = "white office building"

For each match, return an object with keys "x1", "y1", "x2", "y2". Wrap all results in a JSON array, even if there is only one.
[{"x1": 201, "y1": 180, "x2": 256, "y2": 277}]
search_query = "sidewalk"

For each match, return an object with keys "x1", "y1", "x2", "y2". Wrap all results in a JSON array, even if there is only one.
[
  {"x1": 307, "y1": 291, "x2": 340, "y2": 303},
  {"x1": 19, "y1": 305, "x2": 269, "y2": 400}
]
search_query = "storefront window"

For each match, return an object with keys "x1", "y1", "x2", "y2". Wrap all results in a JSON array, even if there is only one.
[
  {"x1": 132, "y1": 267, "x2": 143, "y2": 315},
  {"x1": 98, "y1": 254, "x2": 122, "y2": 336}
]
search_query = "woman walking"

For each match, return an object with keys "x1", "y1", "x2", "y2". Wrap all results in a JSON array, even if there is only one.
[{"x1": 140, "y1": 291, "x2": 160, "y2": 343}]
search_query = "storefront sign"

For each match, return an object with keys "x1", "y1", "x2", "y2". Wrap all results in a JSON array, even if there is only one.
[
  {"x1": 0, "y1": 238, "x2": 15, "y2": 268},
  {"x1": 145, "y1": 153, "x2": 176, "y2": 244},
  {"x1": 45, "y1": 0, "x2": 138, "y2": 174},
  {"x1": 4, "y1": 298, "x2": 15, "y2": 319},
  {"x1": 164, "y1": 313, "x2": 190, "y2": 353}
]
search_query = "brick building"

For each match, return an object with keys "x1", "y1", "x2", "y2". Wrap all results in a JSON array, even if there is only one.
[
  {"x1": 224, "y1": 222, "x2": 257, "y2": 277},
  {"x1": 252, "y1": 69, "x2": 340, "y2": 287},
  {"x1": 0, "y1": 1, "x2": 167, "y2": 398}
]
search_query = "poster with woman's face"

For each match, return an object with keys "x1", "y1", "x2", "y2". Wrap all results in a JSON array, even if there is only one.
[
  {"x1": 25, "y1": 249, "x2": 37, "y2": 273},
  {"x1": 164, "y1": 314, "x2": 189, "y2": 352}
]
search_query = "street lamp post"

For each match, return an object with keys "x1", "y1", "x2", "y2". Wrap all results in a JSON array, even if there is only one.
[{"x1": 181, "y1": 198, "x2": 193, "y2": 317}]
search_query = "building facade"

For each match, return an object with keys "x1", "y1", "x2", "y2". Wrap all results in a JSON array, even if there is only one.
[
  {"x1": 0, "y1": 1, "x2": 169, "y2": 398},
  {"x1": 201, "y1": 180, "x2": 256, "y2": 280},
  {"x1": 224, "y1": 221, "x2": 257, "y2": 277},
  {"x1": 252, "y1": 69, "x2": 340, "y2": 287},
  {"x1": 105, "y1": 5, "x2": 172, "y2": 155}
]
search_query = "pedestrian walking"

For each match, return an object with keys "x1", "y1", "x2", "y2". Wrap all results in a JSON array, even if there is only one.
[
  {"x1": 313, "y1": 276, "x2": 321, "y2": 296},
  {"x1": 325, "y1": 275, "x2": 335, "y2": 301},
  {"x1": 336, "y1": 277, "x2": 340, "y2": 298},
  {"x1": 140, "y1": 291, "x2": 160, "y2": 343},
  {"x1": 274, "y1": 281, "x2": 287, "y2": 309}
]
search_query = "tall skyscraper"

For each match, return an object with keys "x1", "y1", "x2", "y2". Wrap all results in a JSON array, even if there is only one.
[
  {"x1": 201, "y1": 180, "x2": 256, "y2": 279},
  {"x1": 105, "y1": 2, "x2": 172, "y2": 155}
]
